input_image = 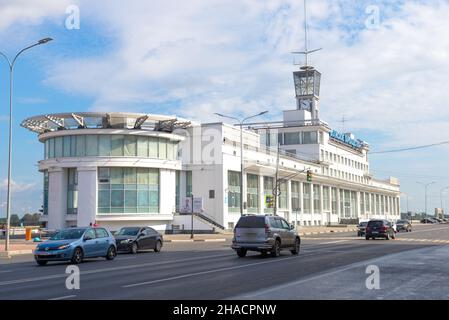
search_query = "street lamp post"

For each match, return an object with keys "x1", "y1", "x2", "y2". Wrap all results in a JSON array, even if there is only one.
[
  {"x1": 439, "y1": 187, "x2": 449, "y2": 218},
  {"x1": 214, "y1": 111, "x2": 268, "y2": 216},
  {"x1": 416, "y1": 181, "x2": 435, "y2": 223},
  {"x1": 1, "y1": 38, "x2": 53, "y2": 252}
]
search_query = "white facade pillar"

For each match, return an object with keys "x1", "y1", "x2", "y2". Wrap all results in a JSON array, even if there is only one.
[
  {"x1": 310, "y1": 184, "x2": 314, "y2": 225},
  {"x1": 47, "y1": 168, "x2": 67, "y2": 230},
  {"x1": 160, "y1": 169, "x2": 176, "y2": 215},
  {"x1": 336, "y1": 188, "x2": 341, "y2": 220},
  {"x1": 242, "y1": 172, "x2": 247, "y2": 214},
  {"x1": 287, "y1": 180, "x2": 292, "y2": 224},
  {"x1": 77, "y1": 167, "x2": 97, "y2": 227},
  {"x1": 259, "y1": 175, "x2": 265, "y2": 214},
  {"x1": 299, "y1": 182, "x2": 304, "y2": 225}
]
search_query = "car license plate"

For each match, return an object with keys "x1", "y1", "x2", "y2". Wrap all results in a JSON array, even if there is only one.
[{"x1": 372, "y1": 231, "x2": 379, "y2": 234}]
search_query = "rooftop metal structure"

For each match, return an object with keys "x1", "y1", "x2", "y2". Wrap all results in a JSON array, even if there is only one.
[{"x1": 21, "y1": 112, "x2": 192, "y2": 134}]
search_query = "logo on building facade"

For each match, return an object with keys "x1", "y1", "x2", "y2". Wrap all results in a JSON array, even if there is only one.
[{"x1": 329, "y1": 130, "x2": 363, "y2": 150}]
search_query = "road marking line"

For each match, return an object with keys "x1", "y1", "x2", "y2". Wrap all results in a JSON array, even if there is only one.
[
  {"x1": 0, "y1": 270, "x2": 12, "y2": 274},
  {"x1": 0, "y1": 252, "x2": 234, "y2": 287},
  {"x1": 48, "y1": 295, "x2": 76, "y2": 300},
  {"x1": 319, "y1": 240, "x2": 350, "y2": 245},
  {"x1": 123, "y1": 255, "x2": 300, "y2": 288}
]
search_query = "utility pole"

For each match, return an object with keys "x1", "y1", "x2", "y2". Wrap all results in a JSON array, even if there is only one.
[{"x1": 417, "y1": 181, "x2": 435, "y2": 222}]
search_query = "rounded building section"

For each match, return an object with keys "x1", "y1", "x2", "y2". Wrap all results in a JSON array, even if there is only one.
[{"x1": 21, "y1": 112, "x2": 191, "y2": 232}]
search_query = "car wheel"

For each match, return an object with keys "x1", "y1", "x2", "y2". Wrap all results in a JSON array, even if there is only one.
[
  {"x1": 271, "y1": 240, "x2": 281, "y2": 257},
  {"x1": 291, "y1": 238, "x2": 300, "y2": 255},
  {"x1": 385, "y1": 233, "x2": 390, "y2": 240},
  {"x1": 365, "y1": 236, "x2": 369, "y2": 240},
  {"x1": 36, "y1": 260, "x2": 47, "y2": 266},
  {"x1": 71, "y1": 247, "x2": 84, "y2": 264},
  {"x1": 130, "y1": 242, "x2": 138, "y2": 254},
  {"x1": 154, "y1": 240, "x2": 162, "y2": 252},
  {"x1": 106, "y1": 246, "x2": 116, "y2": 260},
  {"x1": 236, "y1": 248, "x2": 247, "y2": 257},
  {"x1": 260, "y1": 250, "x2": 268, "y2": 256}
]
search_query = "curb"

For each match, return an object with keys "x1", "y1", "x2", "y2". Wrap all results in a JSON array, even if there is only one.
[
  {"x1": 0, "y1": 249, "x2": 33, "y2": 258},
  {"x1": 164, "y1": 239, "x2": 227, "y2": 243}
]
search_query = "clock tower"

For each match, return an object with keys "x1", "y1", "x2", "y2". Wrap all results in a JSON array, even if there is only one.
[{"x1": 293, "y1": 65, "x2": 321, "y2": 120}]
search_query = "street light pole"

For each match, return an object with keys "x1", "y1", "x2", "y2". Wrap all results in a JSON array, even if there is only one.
[
  {"x1": 214, "y1": 111, "x2": 268, "y2": 216},
  {"x1": 440, "y1": 187, "x2": 449, "y2": 218},
  {"x1": 1, "y1": 38, "x2": 53, "y2": 252},
  {"x1": 417, "y1": 181, "x2": 435, "y2": 223}
]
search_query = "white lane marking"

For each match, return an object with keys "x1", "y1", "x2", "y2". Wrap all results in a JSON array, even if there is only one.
[
  {"x1": 48, "y1": 295, "x2": 76, "y2": 300},
  {"x1": 123, "y1": 256, "x2": 299, "y2": 288},
  {"x1": 0, "y1": 252, "x2": 234, "y2": 287},
  {"x1": 0, "y1": 270, "x2": 12, "y2": 274},
  {"x1": 319, "y1": 240, "x2": 350, "y2": 245}
]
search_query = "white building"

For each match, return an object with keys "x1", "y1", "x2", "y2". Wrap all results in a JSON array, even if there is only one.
[{"x1": 21, "y1": 65, "x2": 400, "y2": 232}]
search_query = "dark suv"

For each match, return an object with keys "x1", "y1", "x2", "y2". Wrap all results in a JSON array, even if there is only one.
[
  {"x1": 365, "y1": 219, "x2": 396, "y2": 240},
  {"x1": 232, "y1": 215, "x2": 300, "y2": 257}
]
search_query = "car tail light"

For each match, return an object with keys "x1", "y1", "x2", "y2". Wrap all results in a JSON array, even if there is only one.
[
  {"x1": 381, "y1": 226, "x2": 388, "y2": 231},
  {"x1": 264, "y1": 224, "x2": 271, "y2": 233}
]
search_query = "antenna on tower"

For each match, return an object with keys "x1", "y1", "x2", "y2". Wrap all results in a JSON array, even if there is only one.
[
  {"x1": 339, "y1": 115, "x2": 349, "y2": 132},
  {"x1": 292, "y1": 0, "x2": 322, "y2": 69}
]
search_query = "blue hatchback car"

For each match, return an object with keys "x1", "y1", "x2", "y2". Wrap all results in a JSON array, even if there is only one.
[{"x1": 34, "y1": 227, "x2": 117, "y2": 266}]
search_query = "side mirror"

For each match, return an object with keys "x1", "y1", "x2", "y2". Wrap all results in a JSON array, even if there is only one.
[{"x1": 290, "y1": 224, "x2": 295, "y2": 230}]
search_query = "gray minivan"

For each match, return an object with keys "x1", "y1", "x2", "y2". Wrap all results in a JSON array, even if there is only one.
[{"x1": 231, "y1": 215, "x2": 300, "y2": 257}]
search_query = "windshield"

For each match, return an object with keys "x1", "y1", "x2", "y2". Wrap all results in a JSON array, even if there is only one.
[
  {"x1": 50, "y1": 229, "x2": 86, "y2": 240},
  {"x1": 397, "y1": 220, "x2": 407, "y2": 224},
  {"x1": 116, "y1": 227, "x2": 140, "y2": 236},
  {"x1": 236, "y1": 216, "x2": 265, "y2": 228},
  {"x1": 367, "y1": 220, "x2": 384, "y2": 227}
]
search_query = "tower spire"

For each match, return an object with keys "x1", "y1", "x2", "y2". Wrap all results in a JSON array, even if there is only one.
[{"x1": 292, "y1": 0, "x2": 322, "y2": 69}]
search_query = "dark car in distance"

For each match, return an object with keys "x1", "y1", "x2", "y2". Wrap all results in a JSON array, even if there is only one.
[
  {"x1": 357, "y1": 221, "x2": 368, "y2": 237},
  {"x1": 115, "y1": 227, "x2": 163, "y2": 254},
  {"x1": 365, "y1": 219, "x2": 396, "y2": 240},
  {"x1": 396, "y1": 219, "x2": 412, "y2": 232},
  {"x1": 421, "y1": 218, "x2": 436, "y2": 224}
]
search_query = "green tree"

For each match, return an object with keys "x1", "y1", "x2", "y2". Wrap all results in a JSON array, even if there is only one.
[{"x1": 10, "y1": 214, "x2": 20, "y2": 226}]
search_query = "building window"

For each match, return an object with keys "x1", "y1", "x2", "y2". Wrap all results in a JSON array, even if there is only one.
[
  {"x1": 351, "y1": 191, "x2": 357, "y2": 218},
  {"x1": 360, "y1": 192, "x2": 365, "y2": 215},
  {"x1": 291, "y1": 181, "x2": 300, "y2": 213},
  {"x1": 246, "y1": 174, "x2": 259, "y2": 213},
  {"x1": 323, "y1": 186, "x2": 330, "y2": 211},
  {"x1": 339, "y1": 189, "x2": 344, "y2": 217},
  {"x1": 67, "y1": 168, "x2": 78, "y2": 214},
  {"x1": 284, "y1": 132, "x2": 300, "y2": 145},
  {"x1": 331, "y1": 187, "x2": 337, "y2": 214},
  {"x1": 228, "y1": 171, "x2": 241, "y2": 213},
  {"x1": 302, "y1": 131, "x2": 317, "y2": 144},
  {"x1": 313, "y1": 185, "x2": 320, "y2": 214},
  {"x1": 264, "y1": 176, "x2": 274, "y2": 213},
  {"x1": 43, "y1": 171, "x2": 49, "y2": 215},
  {"x1": 97, "y1": 167, "x2": 159, "y2": 214},
  {"x1": 303, "y1": 183, "x2": 311, "y2": 214},
  {"x1": 186, "y1": 171, "x2": 192, "y2": 197},
  {"x1": 279, "y1": 180, "x2": 288, "y2": 209},
  {"x1": 44, "y1": 135, "x2": 178, "y2": 160}
]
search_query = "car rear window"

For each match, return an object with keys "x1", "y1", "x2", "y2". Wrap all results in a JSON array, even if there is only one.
[
  {"x1": 367, "y1": 220, "x2": 384, "y2": 227},
  {"x1": 236, "y1": 216, "x2": 265, "y2": 228}
]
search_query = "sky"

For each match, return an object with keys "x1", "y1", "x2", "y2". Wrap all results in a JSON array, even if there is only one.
[{"x1": 1, "y1": 0, "x2": 449, "y2": 217}]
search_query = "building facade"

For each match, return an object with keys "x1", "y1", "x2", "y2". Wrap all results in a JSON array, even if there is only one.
[{"x1": 22, "y1": 65, "x2": 400, "y2": 231}]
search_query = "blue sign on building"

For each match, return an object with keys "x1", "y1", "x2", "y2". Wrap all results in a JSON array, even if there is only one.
[{"x1": 329, "y1": 130, "x2": 363, "y2": 149}]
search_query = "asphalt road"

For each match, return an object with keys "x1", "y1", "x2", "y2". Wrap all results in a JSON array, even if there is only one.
[{"x1": 1, "y1": 224, "x2": 449, "y2": 300}]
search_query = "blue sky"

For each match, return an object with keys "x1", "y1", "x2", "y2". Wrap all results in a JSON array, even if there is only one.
[{"x1": 1, "y1": 0, "x2": 449, "y2": 217}]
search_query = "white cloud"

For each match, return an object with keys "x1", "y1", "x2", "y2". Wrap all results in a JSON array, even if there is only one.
[
  {"x1": 39, "y1": 0, "x2": 449, "y2": 146},
  {"x1": 0, "y1": 0, "x2": 71, "y2": 31},
  {"x1": 0, "y1": 179, "x2": 37, "y2": 193}
]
